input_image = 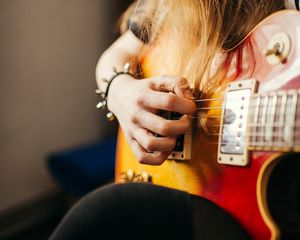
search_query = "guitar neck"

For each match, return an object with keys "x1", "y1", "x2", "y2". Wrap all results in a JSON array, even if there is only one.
[{"x1": 248, "y1": 89, "x2": 300, "y2": 151}]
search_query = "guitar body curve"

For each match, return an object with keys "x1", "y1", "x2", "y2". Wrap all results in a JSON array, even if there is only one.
[{"x1": 115, "y1": 11, "x2": 300, "y2": 239}]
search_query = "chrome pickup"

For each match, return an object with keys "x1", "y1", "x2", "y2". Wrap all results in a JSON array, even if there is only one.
[{"x1": 218, "y1": 79, "x2": 258, "y2": 166}]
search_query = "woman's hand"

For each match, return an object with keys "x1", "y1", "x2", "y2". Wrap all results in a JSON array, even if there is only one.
[
  {"x1": 107, "y1": 74, "x2": 196, "y2": 165},
  {"x1": 95, "y1": 32, "x2": 195, "y2": 165}
]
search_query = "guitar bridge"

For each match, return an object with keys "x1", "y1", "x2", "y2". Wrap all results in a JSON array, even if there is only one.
[
  {"x1": 158, "y1": 111, "x2": 192, "y2": 161},
  {"x1": 218, "y1": 79, "x2": 258, "y2": 166}
]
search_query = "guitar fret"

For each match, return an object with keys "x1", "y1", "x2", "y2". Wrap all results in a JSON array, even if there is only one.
[
  {"x1": 266, "y1": 95, "x2": 276, "y2": 145},
  {"x1": 273, "y1": 94, "x2": 280, "y2": 145},
  {"x1": 295, "y1": 94, "x2": 300, "y2": 147},
  {"x1": 260, "y1": 96, "x2": 268, "y2": 145},
  {"x1": 284, "y1": 93, "x2": 297, "y2": 147},
  {"x1": 278, "y1": 93, "x2": 287, "y2": 147},
  {"x1": 255, "y1": 96, "x2": 263, "y2": 145},
  {"x1": 250, "y1": 95, "x2": 259, "y2": 146}
]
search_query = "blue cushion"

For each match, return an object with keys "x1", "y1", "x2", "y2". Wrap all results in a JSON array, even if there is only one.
[{"x1": 47, "y1": 138, "x2": 116, "y2": 197}]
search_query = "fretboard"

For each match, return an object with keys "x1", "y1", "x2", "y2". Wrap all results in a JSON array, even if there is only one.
[{"x1": 248, "y1": 90, "x2": 300, "y2": 151}]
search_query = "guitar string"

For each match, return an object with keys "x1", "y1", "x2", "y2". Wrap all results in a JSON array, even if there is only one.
[
  {"x1": 201, "y1": 130, "x2": 300, "y2": 136},
  {"x1": 190, "y1": 115, "x2": 222, "y2": 118},
  {"x1": 194, "y1": 96, "x2": 295, "y2": 110},
  {"x1": 196, "y1": 106, "x2": 224, "y2": 110},
  {"x1": 204, "y1": 142, "x2": 300, "y2": 145},
  {"x1": 188, "y1": 130, "x2": 300, "y2": 144},
  {"x1": 195, "y1": 100, "x2": 299, "y2": 110},
  {"x1": 192, "y1": 138, "x2": 300, "y2": 146},
  {"x1": 203, "y1": 142, "x2": 300, "y2": 146},
  {"x1": 184, "y1": 113, "x2": 300, "y2": 139},
  {"x1": 193, "y1": 97, "x2": 224, "y2": 102},
  {"x1": 190, "y1": 127, "x2": 300, "y2": 134},
  {"x1": 187, "y1": 122, "x2": 300, "y2": 130},
  {"x1": 193, "y1": 96, "x2": 267, "y2": 102},
  {"x1": 191, "y1": 113, "x2": 298, "y2": 121}
]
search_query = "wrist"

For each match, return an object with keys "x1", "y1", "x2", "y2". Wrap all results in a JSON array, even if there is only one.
[
  {"x1": 95, "y1": 62, "x2": 135, "y2": 121},
  {"x1": 107, "y1": 73, "x2": 136, "y2": 115}
]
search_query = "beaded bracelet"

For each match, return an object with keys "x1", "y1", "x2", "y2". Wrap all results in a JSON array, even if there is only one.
[{"x1": 96, "y1": 62, "x2": 132, "y2": 121}]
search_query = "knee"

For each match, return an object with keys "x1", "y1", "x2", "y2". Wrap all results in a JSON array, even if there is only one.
[{"x1": 50, "y1": 183, "x2": 128, "y2": 239}]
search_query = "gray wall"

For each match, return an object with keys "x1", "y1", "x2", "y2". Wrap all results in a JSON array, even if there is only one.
[{"x1": 0, "y1": 0, "x2": 126, "y2": 212}]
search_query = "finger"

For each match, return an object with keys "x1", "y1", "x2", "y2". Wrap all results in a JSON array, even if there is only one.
[
  {"x1": 149, "y1": 76, "x2": 194, "y2": 100},
  {"x1": 130, "y1": 139, "x2": 171, "y2": 165},
  {"x1": 139, "y1": 90, "x2": 196, "y2": 115},
  {"x1": 133, "y1": 111, "x2": 191, "y2": 136},
  {"x1": 133, "y1": 128, "x2": 177, "y2": 152}
]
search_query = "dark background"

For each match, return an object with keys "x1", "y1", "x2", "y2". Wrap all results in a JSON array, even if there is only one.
[{"x1": 0, "y1": 0, "x2": 131, "y2": 239}]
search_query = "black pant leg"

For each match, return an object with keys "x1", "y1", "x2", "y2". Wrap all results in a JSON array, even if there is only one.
[
  {"x1": 50, "y1": 183, "x2": 194, "y2": 240},
  {"x1": 50, "y1": 183, "x2": 250, "y2": 240}
]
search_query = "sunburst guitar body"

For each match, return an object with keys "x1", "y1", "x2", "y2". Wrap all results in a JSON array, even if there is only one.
[{"x1": 115, "y1": 11, "x2": 300, "y2": 239}]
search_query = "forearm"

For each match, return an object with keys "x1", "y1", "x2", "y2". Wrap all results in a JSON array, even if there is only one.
[{"x1": 95, "y1": 30, "x2": 144, "y2": 92}]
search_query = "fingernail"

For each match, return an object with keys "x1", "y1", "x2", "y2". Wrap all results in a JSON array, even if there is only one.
[{"x1": 184, "y1": 88, "x2": 194, "y2": 100}]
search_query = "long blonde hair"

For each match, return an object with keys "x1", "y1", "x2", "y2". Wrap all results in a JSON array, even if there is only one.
[{"x1": 121, "y1": 0, "x2": 284, "y2": 95}]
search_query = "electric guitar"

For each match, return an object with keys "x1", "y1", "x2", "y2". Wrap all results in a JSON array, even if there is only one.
[{"x1": 115, "y1": 10, "x2": 300, "y2": 239}]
